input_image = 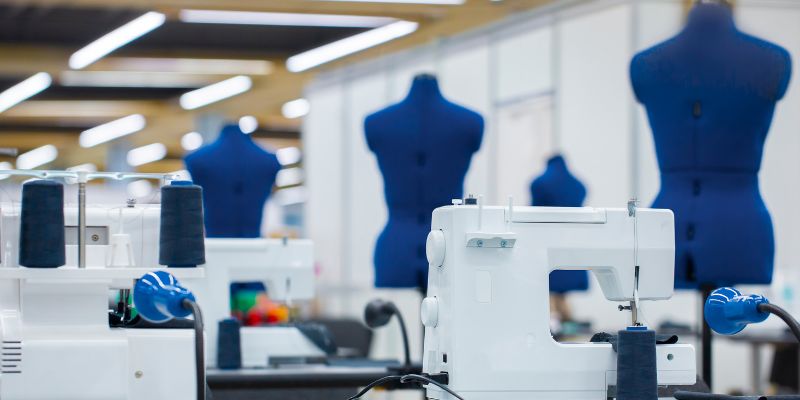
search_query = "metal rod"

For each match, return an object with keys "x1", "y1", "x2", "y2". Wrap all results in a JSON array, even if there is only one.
[{"x1": 78, "y1": 181, "x2": 86, "y2": 269}]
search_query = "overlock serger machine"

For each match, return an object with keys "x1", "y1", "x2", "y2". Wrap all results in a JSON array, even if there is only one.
[
  {"x1": 0, "y1": 170, "x2": 205, "y2": 400},
  {"x1": 421, "y1": 198, "x2": 696, "y2": 400}
]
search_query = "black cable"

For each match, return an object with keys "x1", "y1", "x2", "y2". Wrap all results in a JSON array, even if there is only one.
[
  {"x1": 389, "y1": 303, "x2": 411, "y2": 368},
  {"x1": 347, "y1": 373, "x2": 465, "y2": 400},
  {"x1": 400, "y1": 374, "x2": 465, "y2": 400},
  {"x1": 347, "y1": 375, "x2": 402, "y2": 400},
  {"x1": 758, "y1": 303, "x2": 800, "y2": 343},
  {"x1": 183, "y1": 299, "x2": 205, "y2": 400}
]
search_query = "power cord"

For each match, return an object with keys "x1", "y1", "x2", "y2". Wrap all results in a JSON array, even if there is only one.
[
  {"x1": 758, "y1": 303, "x2": 800, "y2": 342},
  {"x1": 347, "y1": 373, "x2": 464, "y2": 400},
  {"x1": 182, "y1": 298, "x2": 205, "y2": 400}
]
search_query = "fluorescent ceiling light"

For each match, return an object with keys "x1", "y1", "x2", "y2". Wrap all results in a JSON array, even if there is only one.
[
  {"x1": 69, "y1": 11, "x2": 166, "y2": 70},
  {"x1": 127, "y1": 179, "x2": 154, "y2": 198},
  {"x1": 95, "y1": 57, "x2": 273, "y2": 75},
  {"x1": 0, "y1": 72, "x2": 52, "y2": 113},
  {"x1": 67, "y1": 163, "x2": 98, "y2": 173},
  {"x1": 319, "y1": 0, "x2": 464, "y2": 3},
  {"x1": 60, "y1": 71, "x2": 218, "y2": 88},
  {"x1": 0, "y1": 161, "x2": 13, "y2": 180},
  {"x1": 276, "y1": 147, "x2": 302, "y2": 166},
  {"x1": 170, "y1": 169, "x2": 192, "y2": 181},
  {"x1": 276, "y1": 167, "x2": 304, "y2": 187},
  {"x1": 281, "y1": 98, "x2": 310, "y2": 119},
  {"x1": 179, "y1": 9, "x2": 394, "y2": 28},
  {"x1": 17, "y1": 145, "x2": 58, "y2": 170},
  {"x1": 179, "y1": 75, "x2": 252, "y2": 110},
  {"x1": 274, "y1": 186, "x2": 307, "y2": 206},
  {"x1": 239, "y1": 116, "x2": 258, "y2": 134},
  {"x1": 80, "y1": 114, "x2": 146, "y2": 148},
  {"x1": 286, "y1": 20, "x2": 418, "y2": 72},
  {"x1": 181, "y1": 131, "x2": 204, "y2": 151},
  {"x1": 127, "y1": 143, "x2": 167, "y2": 167}
]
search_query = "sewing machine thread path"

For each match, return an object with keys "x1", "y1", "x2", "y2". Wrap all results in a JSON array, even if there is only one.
[{"x1": 421, "y1": 202, "x2": 696, "y2": 400}]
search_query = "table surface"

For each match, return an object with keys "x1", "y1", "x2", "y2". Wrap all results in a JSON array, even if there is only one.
[{"x1": 207, "y1": 363, "x2": 421, "y2": 389}]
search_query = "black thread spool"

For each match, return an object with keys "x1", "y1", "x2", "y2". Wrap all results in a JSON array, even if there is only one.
[
  {"x1": 159, "y1": 181, "x2": 205, "y2": 268},
  {"x1": 217, "y1": 318, "x2": 242, "y2": 369},
  {"x1": 616, "y1": 327, "x2": 658, "y2": 400},
  {"x1": 19, "y1": 179, "x2": 66, "y2": 268}
]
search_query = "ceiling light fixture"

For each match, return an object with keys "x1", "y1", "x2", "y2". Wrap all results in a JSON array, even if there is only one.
[
  {"x1": 17, "y1": 145, "x2": 58, "y2": 170},
  {"x1": 127, "y1": 143, "x2": 167, "y2": 167},
  {"x1": 286, "y1": 20, "x2": 418, "y2": 72},
  {"x1": 67, "y1": 163, "x2": 98, "y2": 173},
  {"x1": 239, "y1": 116, "x2": 259, "y2": 134},
  {"x1": 0, "y1": 72, "x2": 52, "y2": 113},
  {"x1": 281, "y1": 98, "x2": 311, "y2": 119},
  {"x1": 276, "y1": 147, "x2": 302, "y2": 166},
  {"x1": 179, "y1": 75, "x2": 252, "y2": 110},
  {"x1": 181, "y1": 132, "x2": 204, "y2": 151},
  {"x1": 69, "y1": 11, "x2": 166, "y2": 70},
  {"x1": 179, "y1": 9, "x2": 394, "y2": 28},
  {"x1": 80, "y1": 114, "x2": 146, "y2": 148}
]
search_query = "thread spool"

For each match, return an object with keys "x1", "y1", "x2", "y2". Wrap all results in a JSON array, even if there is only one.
[
  {"x1": 217, "y1": 318, "x2": 242, "y2": 369},
  {"x1": 616, "y1": 327, "x2": 658, "y2": 400},
  {"x1": 19, "y1": 179, "x2": 65, "y2": 268},
  {"x1": 159, "y1": 181, "x2": 205, "y2": 268}
]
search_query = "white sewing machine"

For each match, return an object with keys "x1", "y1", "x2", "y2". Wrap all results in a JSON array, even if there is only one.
[
  {"x1": 0, "y1": 170, "x2": 202, "y2": 400},
  {"x1": 186, "y1": 238, "x2": 321, "y2": 368},
  {"x1": 421, "y1": 200, "x2": 696, "y2": 400}
]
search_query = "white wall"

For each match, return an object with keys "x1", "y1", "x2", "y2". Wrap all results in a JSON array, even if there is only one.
[{"x1": 303, "y1": 0, "x2": 800, "y2": 395}]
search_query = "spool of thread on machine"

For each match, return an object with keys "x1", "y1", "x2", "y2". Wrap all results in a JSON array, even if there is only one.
[
  {"x1": 159, "y1": 181, "x2": 205, "y2": 268},
  {"x1": 217, "y1": 318, "x2": 242, "y2": 369},
  {"x1": 616, "y1": 326, "x2": 658, "y2": 400},
  {"x1": 19, "y1": 179, "x2": 66, "y2": 268}
]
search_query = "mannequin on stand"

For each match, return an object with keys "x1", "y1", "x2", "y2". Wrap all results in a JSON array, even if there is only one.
[
  {"x1": 365, "y1": 74, "x2": 483, "y2": 292},
  {"x1": 631, "y1": 1, "x2": 791, "y2": 387}
]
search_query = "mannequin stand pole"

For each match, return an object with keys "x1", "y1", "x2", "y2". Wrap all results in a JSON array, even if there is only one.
[{"x1": 701, "y1": 285, "x2": 714, "y2": 390}]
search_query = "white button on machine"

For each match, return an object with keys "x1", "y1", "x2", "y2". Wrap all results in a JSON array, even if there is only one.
[
  {"x1": 421, "y1": 297, "x2": 439, "y2": 328},
  {"x1": 426, "y1": 230, "x2": 446, "y2": 268}
]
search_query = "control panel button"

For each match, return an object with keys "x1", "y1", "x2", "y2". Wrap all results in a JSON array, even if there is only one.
[
  {"x1": 421, "y1": 297, "x2": 439, "y2": 328},
  {"x1": 426, "y1": 230, "x2": 446, "y2": 268}
]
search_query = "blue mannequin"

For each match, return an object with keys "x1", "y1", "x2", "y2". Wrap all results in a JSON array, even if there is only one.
[
  {"x1": 185, "y1": 124, "x2": 281, "y2": 294},
  {"x1": 630, "y1": 3, "x2": 792, "y2": 289},
  {"x1": 185, "y1": 124, "x2": 281, "y2": 238},
  {"x1": 365, "y1": 74, "x2": 483, "y2": 290},
  {"x1": 530, "y1": 155, "x2": 589, "y2": 293}
]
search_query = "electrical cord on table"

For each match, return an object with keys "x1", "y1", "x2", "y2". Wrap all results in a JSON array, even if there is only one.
[
  {"x1": 758, "y1": 303, "x2": 800, "y2": 342},
  {"x1": 347, "y1": 373, "x2": 464, "y2": 400},
  {"x1": 182, "y1": 298, "x2": 206, "y2": 400}
]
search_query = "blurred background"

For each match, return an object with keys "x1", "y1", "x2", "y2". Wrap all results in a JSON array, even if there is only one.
[{"x1": 2, "y1": 0, "x2": 800, "y2": 396}]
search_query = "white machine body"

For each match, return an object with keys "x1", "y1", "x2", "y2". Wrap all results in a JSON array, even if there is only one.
[
  {"x1": 0, "y1": 203, "x2": 200, "y2": 400},
  {"x1": 186, "y1": 238, "x2": 321, "y2": 368},
  {"x1": 422, "y1": 204, "x2": 696, "y2": 400}
]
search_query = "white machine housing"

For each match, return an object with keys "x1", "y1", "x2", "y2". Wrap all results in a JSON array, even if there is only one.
[
  {"x1": 186, "y1": 238, "x2": 321, "y2": 368},
  {"x1": 421, "y1": 203, "x2": 696, "y2": 400},
  {"x1": 0, "y1": 203, "x2": 200, "y2": 400}
]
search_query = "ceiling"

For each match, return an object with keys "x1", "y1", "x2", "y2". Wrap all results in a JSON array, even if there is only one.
[{"x1": 0, "y1": 0, "x2": 553, "y2": 173}]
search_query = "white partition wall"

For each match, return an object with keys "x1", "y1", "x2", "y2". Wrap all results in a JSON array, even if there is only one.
[{"x1": 303, "y1": 0, "x2": 800, "y2": 393}]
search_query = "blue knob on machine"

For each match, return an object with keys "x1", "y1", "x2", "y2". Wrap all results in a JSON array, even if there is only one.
[
  {"x1": 133, "y1": 270, "x2": 196, "y2": 323},
  {"x1": 705, "y1": 287, "x2": 770, "y2": 335}
]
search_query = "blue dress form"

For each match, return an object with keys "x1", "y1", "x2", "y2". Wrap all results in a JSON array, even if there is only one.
[
  {"x1": 185, "y1": 124, "x2": 281, "y2": 238},
  {"x1": 630, "y1": 4, "x2": 792, "y2": 289},
  {"x1": 185, "y1": 124, "x2": 281, "y2": 294},
  {"x1": 365, "y1": 74, "x2": 483, "y2": 290},
  {"x1": 530, "y1": 155, "x2": 589, "y2": 293}
]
